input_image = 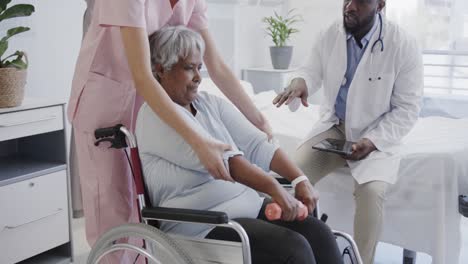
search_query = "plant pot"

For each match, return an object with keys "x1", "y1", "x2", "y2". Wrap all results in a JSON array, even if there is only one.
[
  {"x1": 0, "y1": 68, "x2": 27, "y2": 108},
  {"x1": 270, "y1": 46, "x2": 293, "y2": 70}
]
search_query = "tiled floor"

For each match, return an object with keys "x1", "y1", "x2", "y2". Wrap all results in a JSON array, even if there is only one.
[
  {"x1": 71, "y1": 217, "x2": 468, "y2": 263},
  {"x1": 71, "y1": 218, "x2": 90, "y2": 264}
]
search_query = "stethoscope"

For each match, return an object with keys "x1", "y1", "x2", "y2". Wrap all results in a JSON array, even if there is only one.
[
  {"x1": 341, "y1": 13, "x2": 384, "y2": 86},
  {"x1": 370, "y1": 13, "x2": 384, "y2": 54},
  {"x1": 368, "y1": 12, "x2": 384, "y2": 82}
]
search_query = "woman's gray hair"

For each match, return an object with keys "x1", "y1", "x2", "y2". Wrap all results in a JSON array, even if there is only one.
[{"x1": 149, "y1": 26, "x2": 205, "y2": 71}]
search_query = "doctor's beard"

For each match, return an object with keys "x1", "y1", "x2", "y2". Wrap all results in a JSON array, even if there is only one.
[{"x1": 343, "y1": 12, "x2": 375, "y2": 35}]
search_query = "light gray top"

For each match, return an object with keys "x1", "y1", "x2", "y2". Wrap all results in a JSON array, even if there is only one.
[{"x1": 136, "y1": 92, "x2": 278, "y2": 237}]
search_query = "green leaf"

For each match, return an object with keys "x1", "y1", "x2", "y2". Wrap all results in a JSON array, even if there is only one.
[
  {"x1": 0, "y1": 39, "x2": 8, "y2": 59},
  {"x1": 1, "y1": 50, "x2": 27, "y2": 69},
  {"x1": 0, "y1": 4, "x2": 34, "y2": 22},
  {"x1": 263, "y1": 9, "x2": 302, "y2": 46},
  {"x1": 0, "y1": 27, "x2": 30, "y2": 60},
  {"x1": 1, "y1": 50, "x2": 18, "y2": 63},
  {"x1": 0, "y1": 0, "x2": 12, "y2": 13},
  {"x1": 5, "y1": 26, "x2": 30, "y2": 40},
  {"x1": 286, "y1": 8, "x2": 296, "y2": 16},
  {"x1": 7, "y1": 57, "x2": 27, "y2": 69}
]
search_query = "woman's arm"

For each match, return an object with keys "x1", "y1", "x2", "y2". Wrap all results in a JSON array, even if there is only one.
[
  {"x1": 120, "y1": 26, "x2": 233, "y2": 181},
  {"x1": 213, "y1": 95, "x2": 318, "y2": 212},
  {"x1": 199, "y1": 29, "x2": 273, "y2": 139},
  {"x1": 269, "y1": 149, "x2": 319, "y2": 213},
  {"x1": 228, "y1": 155, "x2": 300, "y2": 221}
]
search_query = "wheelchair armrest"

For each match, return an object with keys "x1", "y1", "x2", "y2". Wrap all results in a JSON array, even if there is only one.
[
  {"x1": 275, "y1": 177, "x2": 291, "y2": 185},
  {"x1": 141, "y1": 206, "x2": 229, "y2": 224}
]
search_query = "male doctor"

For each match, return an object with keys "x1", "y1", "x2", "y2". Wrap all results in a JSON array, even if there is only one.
[{"x1": 273, "y1": 0, "x2": 423, "y2": 263}]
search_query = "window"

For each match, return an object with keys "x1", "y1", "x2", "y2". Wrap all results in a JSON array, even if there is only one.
[{"x1": 387, "y1": 0, "x2": 468, "y2": 95}]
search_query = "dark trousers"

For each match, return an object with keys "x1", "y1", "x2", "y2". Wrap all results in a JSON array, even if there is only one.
[{"x1": 206, "y1": 200, "x2": 343, "y2": 264}]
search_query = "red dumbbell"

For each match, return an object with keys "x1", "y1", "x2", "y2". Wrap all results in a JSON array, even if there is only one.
[{"x1": 265, "y1": 202, "x2": 308, "y2": 221}]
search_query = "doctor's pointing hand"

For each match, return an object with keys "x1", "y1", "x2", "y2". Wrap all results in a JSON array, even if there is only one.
[
  {"x1": 273, "y1": 78, "x2": 309, "y2": 108},
  {"x1": 274, "y1": 80, "x2": 378, "y2": 161}
]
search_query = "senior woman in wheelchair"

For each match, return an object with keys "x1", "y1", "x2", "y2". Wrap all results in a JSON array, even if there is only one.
[{"x1": 135, "y1": 26, "x2": 343, "y2": 264}]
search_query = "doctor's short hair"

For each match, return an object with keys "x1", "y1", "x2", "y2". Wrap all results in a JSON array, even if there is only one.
[{"x1": 148, "y1": 26, "x2": 205, "y2": 71}]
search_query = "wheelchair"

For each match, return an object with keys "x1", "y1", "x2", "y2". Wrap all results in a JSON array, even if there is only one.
[{"x1": 87, "y1": 124, "x2": 363, "y2": 264}]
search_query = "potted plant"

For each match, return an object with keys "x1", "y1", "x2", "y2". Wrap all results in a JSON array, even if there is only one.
[
  {"x1": 263, "y1": 9, "x2": 302, "y2": 70},
  {"x1": 0, "y1": 0, "x2": 34, "y2": 108}
]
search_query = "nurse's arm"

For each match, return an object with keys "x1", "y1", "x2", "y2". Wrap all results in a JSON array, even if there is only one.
[
  {"x1": 119, "y1": 26, "x2": 233, "y2": 182},
  {"x1": 228, "y1": 155, "x2": 301, "y2": 222},
  {"x1": 215, "y1": 96, "x2": 318, "y2": 213},
  {"x1": 199, "y1": 29, "x2": 273, "y2": 140}
]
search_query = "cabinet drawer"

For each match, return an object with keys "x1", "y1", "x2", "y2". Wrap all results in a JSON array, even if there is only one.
[
  {"x1": 0, "y1": 170, "x2": 69, "y2": 263},
  {"x1": 0, "y1": 106, "x2": 63, "y2": 141}
]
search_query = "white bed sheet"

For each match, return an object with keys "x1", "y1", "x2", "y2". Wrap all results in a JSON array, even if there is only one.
[{"x1": 254, "y1": 91, "x2": 468, "y2": 264}]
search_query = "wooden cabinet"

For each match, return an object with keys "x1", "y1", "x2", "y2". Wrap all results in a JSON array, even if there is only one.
[{"x1": 0, "y1": 99, "x2": 72, "y2": 264}]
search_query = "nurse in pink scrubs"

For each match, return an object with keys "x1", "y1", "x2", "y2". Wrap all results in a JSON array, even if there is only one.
[{"x1": 69, "y1": 0, "x2": 272, "y2": 262}]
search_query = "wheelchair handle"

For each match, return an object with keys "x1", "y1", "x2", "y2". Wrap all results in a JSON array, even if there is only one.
[
  {"x1": 94, "y1": 124, "x2": 132, "y2": 149},
  {"x1": 94, "y1": 124, "x2": 123, "y2": 139}
]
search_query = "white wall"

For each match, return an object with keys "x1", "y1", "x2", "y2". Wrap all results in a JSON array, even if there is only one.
[
  {"x1": 0, "y1": 0, "x2": 86, "y2": 102},
  {"x1": 206, "y1": 0, "x2": 340, "y2": 103},
  {"x1": 287, "y1": 0, "x2": 342, "y2": 67},
  {"x1": 1, "y1": 0, "x2": 340, "y2": 100},
  {"x1": 207, "y1": 0, "x2": 342, "y2": 73},
  {"x1": 207, "y1": 0, "x2": 285, "y2": 75}
]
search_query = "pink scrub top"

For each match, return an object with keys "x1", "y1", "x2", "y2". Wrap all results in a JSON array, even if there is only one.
[{"x1": 68, "y1": 0, "x2": 209, "y2": 131}]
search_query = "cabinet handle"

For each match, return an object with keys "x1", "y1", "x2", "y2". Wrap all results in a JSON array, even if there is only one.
[
  {"x1": 3, "y1": 208, "x2": 63, "y2": 230},
  {"x1": 0, "y1": 116, "x2": 57, "y2": 127}
]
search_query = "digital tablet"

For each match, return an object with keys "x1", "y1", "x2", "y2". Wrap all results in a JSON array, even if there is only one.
[{"x1": 312, "y1": 138, "x2": 355, "y2": 156}]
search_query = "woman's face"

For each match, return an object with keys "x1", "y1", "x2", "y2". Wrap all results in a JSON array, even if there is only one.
[{"x1": 157, "y1": 50, "x2": 203, "y2": 108}]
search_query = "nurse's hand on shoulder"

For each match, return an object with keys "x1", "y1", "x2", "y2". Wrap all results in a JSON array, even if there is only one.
[
  {"x1": 345, "y1": 138, "x2": 377, "y2": 161},
  {"x1": 194, "y1": 137, "x2": 235, "y2": 182},
  {"x1": 272, "y1": 78, "x2": 309, "y2": 108}
]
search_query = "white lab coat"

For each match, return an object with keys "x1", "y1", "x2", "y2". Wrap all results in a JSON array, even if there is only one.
[{"x1": 294, "y1": 17, "x2": 423, "y2": 184}]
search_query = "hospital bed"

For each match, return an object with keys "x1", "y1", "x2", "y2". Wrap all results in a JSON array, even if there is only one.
[
  {"x1": 87, "y1": 123, "x2": 363, "y2": 264},
  {"x1": 250, "y1": 90, "x2": 468, "y2": 264},
  {"x1": 198, "y1": 77, "x2": 468, "y2": 263}
]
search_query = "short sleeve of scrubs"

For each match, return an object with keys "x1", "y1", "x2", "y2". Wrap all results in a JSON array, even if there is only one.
[
  {"x1": 97, "y1": 0, "x2": 146, "y2": 28},
  {"x1": 188, "y1": 0, "x2": 209, "y2": 31}
]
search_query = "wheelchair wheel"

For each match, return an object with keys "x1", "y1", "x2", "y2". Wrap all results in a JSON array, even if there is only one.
[
  {"x1": 87, "y1": 223, "x2": 195, "y2": 264},
  {"x1": 333, "y1": 231, "x2": 363, "y2": 264}
]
